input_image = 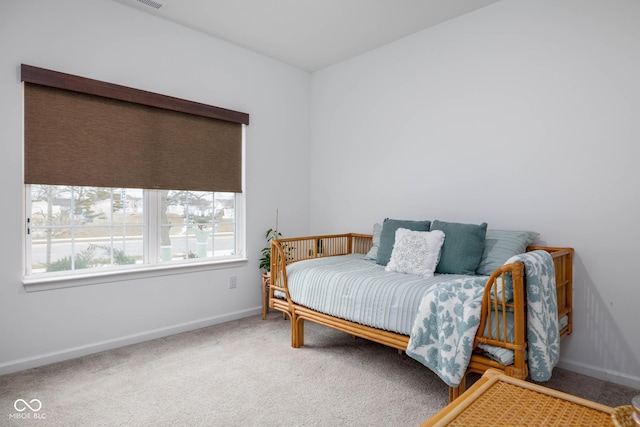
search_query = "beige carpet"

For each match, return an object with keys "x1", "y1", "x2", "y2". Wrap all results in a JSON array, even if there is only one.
[{"x1": 1, "y1": 312, "x2": 638, "y2": 426}]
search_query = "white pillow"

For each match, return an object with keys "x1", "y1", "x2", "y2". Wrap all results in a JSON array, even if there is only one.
[{"x1": 385, "y1": 228, "x2": 445, "y2": 277}]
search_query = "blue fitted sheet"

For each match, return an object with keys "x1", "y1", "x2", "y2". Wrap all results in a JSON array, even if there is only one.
[{"x1": 285, "y1": 254, "x2": 473, "y2": 335}]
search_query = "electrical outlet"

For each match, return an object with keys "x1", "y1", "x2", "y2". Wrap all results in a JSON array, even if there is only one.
[{"x1": 228, "y1": 275, "x2": 237, "y2": 289}]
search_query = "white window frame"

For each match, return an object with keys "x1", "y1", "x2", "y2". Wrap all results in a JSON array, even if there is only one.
[{"x1": 22, "y1": 128, "x2": 247, "y2": 292}]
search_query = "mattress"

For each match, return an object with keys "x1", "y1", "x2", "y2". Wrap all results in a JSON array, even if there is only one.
[{"x1": 285, "y1": 253, "x2": 474, "y2": 335}]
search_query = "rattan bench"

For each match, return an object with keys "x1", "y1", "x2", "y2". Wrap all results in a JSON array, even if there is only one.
[{"x1": 422, "y1": 369, "x2": 613, "y2": 426}]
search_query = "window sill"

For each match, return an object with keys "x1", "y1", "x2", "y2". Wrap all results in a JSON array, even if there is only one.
[{"x1": 22, "y1": 257, "x2": 249, "y2": 292}]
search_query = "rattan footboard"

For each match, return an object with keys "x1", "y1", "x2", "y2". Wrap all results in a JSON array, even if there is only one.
[{"x1": 268, "y1": 234, "x2": 573, "y2": 402}]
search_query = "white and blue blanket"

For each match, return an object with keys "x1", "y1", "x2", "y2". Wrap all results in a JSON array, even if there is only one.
[
  {"x1": 406, "y1": 250, "x2": 559, "y2": 387},
  {"x1": 405, "y1": 276, "x2": 486, "y2": 387},
  {"x1": 508, "y1": 250, "x2": 560, "y2": 382}
]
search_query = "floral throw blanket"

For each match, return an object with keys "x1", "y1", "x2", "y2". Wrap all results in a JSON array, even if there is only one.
[
  {"x1": 406, "y1": 276, "x2": 487, "y2": 387},
  {"x1": 406, "y1": 250, "x2": 559, "y2": 387},
  {"x1": 507, "y1": 250, "x2": 560, "y2": 382}
]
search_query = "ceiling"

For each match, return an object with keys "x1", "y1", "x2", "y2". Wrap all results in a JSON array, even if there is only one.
[{"x1": 113, "y1": 0, "x2": 500, "y2": 72}]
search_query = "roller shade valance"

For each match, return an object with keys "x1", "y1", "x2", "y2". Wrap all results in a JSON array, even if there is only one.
[{"x1": 22, "y1": 64, "x2": 248, "y2": 192}]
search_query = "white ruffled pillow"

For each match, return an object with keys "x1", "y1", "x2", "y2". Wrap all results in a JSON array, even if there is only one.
[{"x1": 385, "y1": 228, "x2": 445, "y2": 277}]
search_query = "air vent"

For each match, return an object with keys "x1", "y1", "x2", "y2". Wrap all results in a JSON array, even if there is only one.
[{"x1": 136, "y1": 0, "x2": 163, "y2": 9}]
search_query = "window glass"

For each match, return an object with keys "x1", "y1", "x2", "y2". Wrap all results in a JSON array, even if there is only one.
[
  {"x1": 26, "y1": 185, "x2": 240, "y2": 278},
  {"x1": 158, "y1": 190, "x2": 236, "y2": 261}
]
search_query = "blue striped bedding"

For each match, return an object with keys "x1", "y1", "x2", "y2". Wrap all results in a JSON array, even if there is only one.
[{"x1": 285, "y1": 253, "x2": 475, "y2": 335}]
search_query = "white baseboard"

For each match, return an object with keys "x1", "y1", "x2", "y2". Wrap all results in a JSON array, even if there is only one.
[
  {"x1": 0, "y1": 307, "x2": 262, "y2": 376},
  {"x1": 557, "y1": 358, "x2": 640, "y2": 390}
]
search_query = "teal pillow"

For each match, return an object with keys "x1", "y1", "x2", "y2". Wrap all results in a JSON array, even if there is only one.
[
  {"x1": 376, "y1": 218, "x2": 431, "y2": 266},
  {"x1": 476, "y1": 229, "x2": 539, "y2": 276},
  {"x1": 431, "y1": 220, "x2": 487, "y2": 275}
]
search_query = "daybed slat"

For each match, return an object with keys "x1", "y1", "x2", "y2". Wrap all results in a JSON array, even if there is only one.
[{"x1": 296, "y1": 305, "x2": 410, "y2": 350}]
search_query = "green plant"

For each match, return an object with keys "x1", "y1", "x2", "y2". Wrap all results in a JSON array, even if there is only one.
[
  {"x1": 259, "y1": 228, "x2": 282, "y2": 272},
  {"x1": 45, "y1": 244, "x2": 135, "y2": 272},
  {"x1": 110, "y1": 247, "x2": 136, "y2": 265},
  {"x1": 45, "y1": 254, "x2": 91, "y2": 272}
]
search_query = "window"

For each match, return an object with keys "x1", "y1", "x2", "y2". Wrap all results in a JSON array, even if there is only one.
[
  {"x1": 26, "y1": 186, "x2": 242, "y2": 278},
  {"x1": 21, "y1": 65, "x2": 249, "y2": 286}
]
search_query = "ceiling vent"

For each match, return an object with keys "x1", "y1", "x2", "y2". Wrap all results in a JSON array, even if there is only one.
[{"x1": 136, "y1": 0, "x2": 163, "y2": 9}]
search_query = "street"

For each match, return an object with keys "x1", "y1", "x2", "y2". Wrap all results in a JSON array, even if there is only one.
[{"x1": 30, "y1": 233, "x2": 236, "y2": 267}]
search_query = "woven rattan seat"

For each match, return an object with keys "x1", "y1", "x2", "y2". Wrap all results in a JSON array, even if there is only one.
[{"x1": 423, "y1": 369, "x2": 613, "y2": 426}]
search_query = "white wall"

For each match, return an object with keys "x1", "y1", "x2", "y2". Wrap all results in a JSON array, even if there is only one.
[
  {"x1": 0, "y1": 0, "x2": 310, "y2": 372},
  {"x1": 310, "y1": 0, "x2": 640, "y2": 388}
]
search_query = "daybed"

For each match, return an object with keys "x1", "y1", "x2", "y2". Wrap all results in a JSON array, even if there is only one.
[{"x1": 268, "y1": 221, "x2": 573, "y2": 402}]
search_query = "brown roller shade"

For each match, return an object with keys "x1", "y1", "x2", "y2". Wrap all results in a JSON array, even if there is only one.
[{"x1": 22, "y1": 65, "x2": 248, "y2": 192}]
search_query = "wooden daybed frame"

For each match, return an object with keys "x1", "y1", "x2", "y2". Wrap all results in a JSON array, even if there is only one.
[{"x1": 269, "y1": 233, "x2": 574, "y2": 402}]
